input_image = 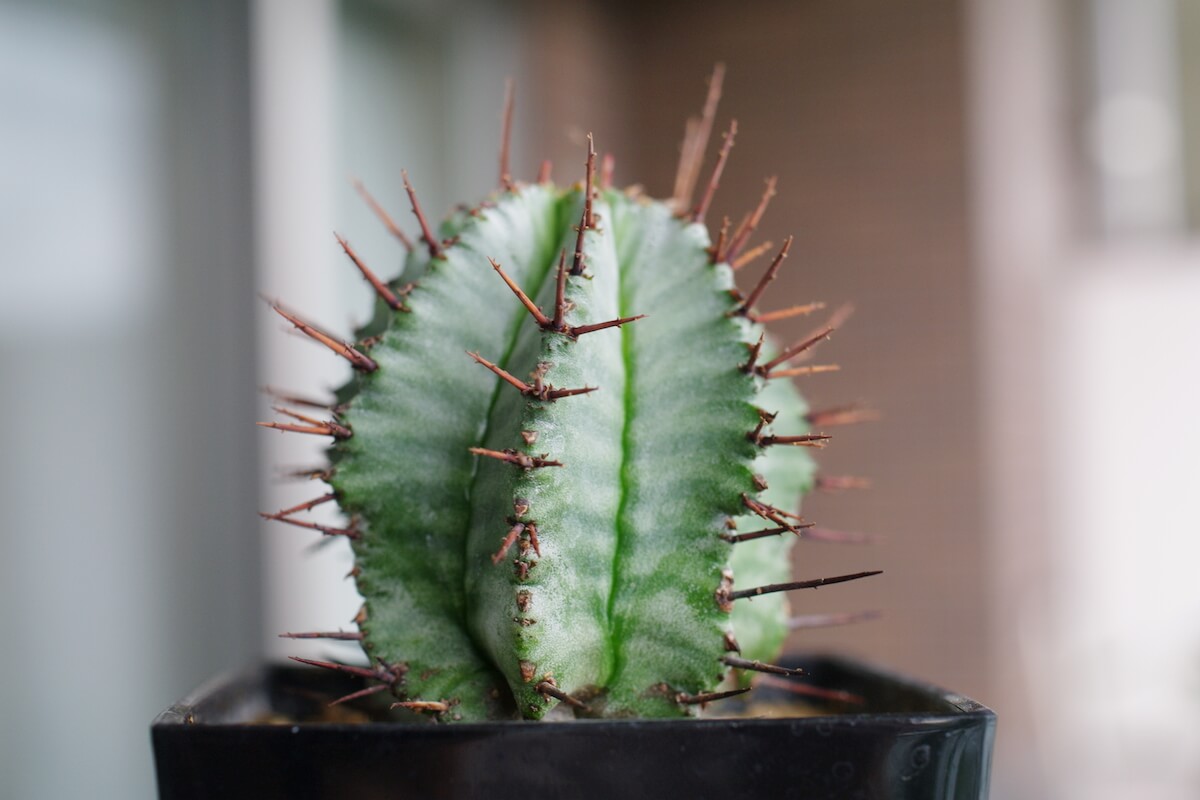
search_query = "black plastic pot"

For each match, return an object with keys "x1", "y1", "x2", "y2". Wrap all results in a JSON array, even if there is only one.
[{"x1": 152, "y1": 654, "x2": 994, "y2": 799}]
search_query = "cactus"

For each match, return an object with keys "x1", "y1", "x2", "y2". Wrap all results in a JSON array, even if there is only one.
[{"x1": 262, "y1": 69, "x2": 878, "y2": 721}]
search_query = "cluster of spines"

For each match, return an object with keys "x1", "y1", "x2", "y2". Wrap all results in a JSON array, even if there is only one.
[{"x1": 259, "y1": 67, "x2": 880, "y2": 716}]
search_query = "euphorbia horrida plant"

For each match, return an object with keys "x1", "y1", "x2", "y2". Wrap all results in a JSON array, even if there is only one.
[{"x1": 261, "y1": 68, "x2": 879, "y2": 722}]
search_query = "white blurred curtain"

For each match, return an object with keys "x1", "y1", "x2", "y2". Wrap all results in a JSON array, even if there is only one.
[{"x1": 969, "y1": 1, "x2": 1200, "y2": 798}]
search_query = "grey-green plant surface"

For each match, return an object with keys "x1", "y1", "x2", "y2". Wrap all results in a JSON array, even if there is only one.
[{"x1": 262, "y1": 71, "x2": 878, "y2": 722}]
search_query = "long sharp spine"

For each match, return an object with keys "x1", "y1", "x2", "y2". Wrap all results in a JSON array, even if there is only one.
[
  {"x1": 723, "y1": 656, "x2": 805, "y2": 677},
  {"x1": 730, "y1": 570, "x2": 883, "y2": 601},
  {"x1": 353, "y1": 179, "x2": 414, "y2": 251},
  {"x1": 269, "y1": 303, "x2": 378, "y2": 372},
  {"x1": 677, "y1": 686, "x2": 749, "y2": 706},
  {"x1": 726, "y1": 176, "x2": 777, "y2": 261},
  {"x1": 734, "y1": 236, "x2": 792, "y2": 317},
  {"x1": 336, "y1": 233, "x2": 407, "y2": 311},
  {"x1": 690, "y1": 119, "x2": 737, "y2": 224},
  {"x1": 402, "y1": 169, "x2": 443, "y2": 260},
  {"x1": 498, "y1": 78, "x2": 516, "y2": 191}
]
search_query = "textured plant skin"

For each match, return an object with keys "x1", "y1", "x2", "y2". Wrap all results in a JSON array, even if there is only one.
[{"x1": 263, "y1": 73, "x2": 878, "y2": 721}]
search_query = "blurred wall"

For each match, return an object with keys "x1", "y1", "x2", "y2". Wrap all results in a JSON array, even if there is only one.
[{"x1": 0, "y1": 1, "x2": 259, "y2": 798}]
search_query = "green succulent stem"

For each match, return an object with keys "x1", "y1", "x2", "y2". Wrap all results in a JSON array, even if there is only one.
[{"x1": 263, "y1": 78, "x2": 879, "y2": 721}]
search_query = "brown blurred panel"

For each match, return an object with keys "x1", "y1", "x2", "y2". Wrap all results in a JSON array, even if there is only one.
[{"x1": 525, "y1": 0, "x2": 984, "y2": 700}]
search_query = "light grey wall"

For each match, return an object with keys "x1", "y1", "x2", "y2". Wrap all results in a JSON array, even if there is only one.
[{"x1": 0, "y1": 1, "x2": 259, "y2": 798}]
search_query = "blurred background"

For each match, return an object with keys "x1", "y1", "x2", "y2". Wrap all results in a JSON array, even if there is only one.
[{"x1": 2, "y1": 0, "x2": 1198, "y2": 797}]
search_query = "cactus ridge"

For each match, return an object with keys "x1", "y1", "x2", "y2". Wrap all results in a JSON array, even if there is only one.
[{"x1": 263, "y1": 73, "x2": 880, "y2": 721}]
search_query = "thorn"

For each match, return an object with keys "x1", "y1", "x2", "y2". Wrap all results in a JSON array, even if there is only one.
[
  {"x1": 673, "y1": 117, "x2": 700, "y2": 208},
  {"x1": 733, "y1": 236, "x2": 791, "y2": 317},
  {"x1": 469, "y1": 447, "x2": 563, "y2": 470},
  {"x1": 816, "y1": 475, "x2": 872, "y2": 491},
  {"x1": 492, "y1": 252, "x2": 641, "y2": 338},
  {"x1": 584, "y1": 133, "x2": 596, "y2": 229},
  {"x1": 260, "y1": 386, "x2": 335, "y2": 410},
  {"x1": 806, "y1": 406, "x2": 881, "y2": 427},
  {"x1": 750, "y1": 302, "x2": 825, "y2": 324},
  {"x1": 723, "y1": 656, "x2": 805, "y2": 677},
  {"x1": 723, "y1": 631, "x2": 741, "y2": 653},
  {"x1": 740, "y1": 334, "x2": 765, "y2": 373},
  {"x1": 569, "y1": 314, "x2": 646, "y2": 338},
  {"x1": 261, "y1": 512, "x2": 360, "y2": 539},
  {"x1": 570, "y1": 135, "x2": 596, "y2": 277},
  {"x1": 489, "y1": 258, "x2": 552, "y2": 327},
  {"x1": 262, "y1": 493, "x2": 337, "y2": 520},
  {"x1": 545, "y1": 385, "x2": 598, "y2": 400},
  {"x1": 335, "y1": 233, "x2": 406, "y2": 311},
  {"x1": 727, "y1": 177, "x2": 778, "y2": 261},
  {"x1": 270, "y1": 407, "x2": 350, "y2": 438},
  {"x1": 730, "y1": 239, "x2": 776, "y2": 271},
  {"x1": 690, "y1": 119, "x2": 737, "y2": 224},
  {"x1": 499, "y1": 78, "x2": 516, "y2": 191},
  {"x1": 730, "y1": 570, "x2": 883, "y2": 601},
  {"x1": 353, "y1": 179, "x2": 413, "y2": 251},
  {"x1": 289, "y1": 656, "x2": 403, "y2": 684},
  {"x1": 768, "y1": 363, "x2": 841, "y2": 379},
  {"x1": 677, "y1": 686, "x2": 750, "y2": 706},
  {"x1": 526, "y1": 521, "x2": 541, "y2": 556},
  {"x1": 672, "y1": 63, "x2": 725, "y2": 210},
  {"x1": 708, "y1": 216, "x2": 731, "y2": 262},
  {"x1": 391, "y1": 700, "x2": 450, "y2": 714},
  {"x1": 741, "y1": 494, "x2": 804, "y2": 532},
  {"x1": 537, "y1": 160, "x2": 552, "y2": 184},
  {"x1": 466, "y1": 351, "x2": 533, "y2": 392},
  {"x1": 257, "y1": 421, "x2": 349, "y2": 439},
  {"x1": 721, "y1": 524, "x2": 814, "y2": 544},
  {"x1": 756, "y1": 433, "x2": 832, "y2": 448},
  {"x1": 272, "y1": 405, "x2": 351, "y2": 434},
  {"x1": 492, "y1": 522, "x2": 526, "y2": 565},
  {"x1": 746, "y1": 406, "x2": 776, "y2": 442},
  {"x1": 760, "y1": 326, "x2": 835, "y2": 375},
  {"x1": 279, "y1": 630, "x2": 363, "y2": 641},
  {"x1": 753, "y1": 674, "x2": 866, "y2": 705},
  {"x1": 552, "y1": 249, "x2": 568, "y2": 330},
  {"x1": 269, "y1": 303, "x2": 378, "y2": 372},
  {"x1": 826, "y1": 303, "x2": 856, "y2": 330},
  {"x1": 536, "y1": 681, "x2": 590, "y2": 711},
  {"x1": 465, "y1": 351, "x2": 595, "y2": 401},
  {"x1": 770, "y1": 306, "x2": 853, "y2": 370},
  {"x1": 401, "y1": 169, "x2": 442, "y2": 260},
  {"x1": 571, "y1": 205, "x2": 588, "y2": 277},
  {"x1": 600, "y1": 152, "x2": 615, "y2": 190},
  {"x1": 329, "y1": 683, "x2": 392, "y2": 706},
  {"x1": 787, "y1": 610, "x2": 882, "y2": 630}
]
